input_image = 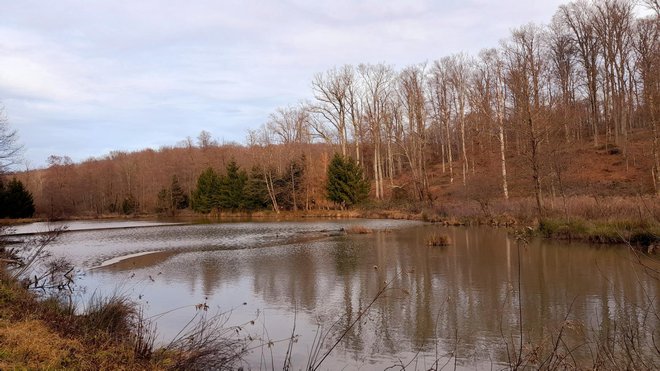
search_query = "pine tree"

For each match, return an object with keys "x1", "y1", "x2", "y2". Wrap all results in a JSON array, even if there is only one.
[
  {"x1": 121, "y1": 194, "x2": 138, "y2": 215},
  {"x1": 217, "y1": 160, "x2": 247, "y2": 210},
  {"x1": 326, "y1": 153, "x2": 370, "y2": 208},
  {"x1": 0, "y1": 178, "x2": 35, "y2": 218},
  {"x1": 157, "y1": 175, "x2": 189, "y2": 214},
  {"x1": 170, "y1": 175, "x2": 188, "y2": 210},
  {"x1": 243, "y1": 166, "x2": 269, "y2": 210},
  {"x1": 192, "y1": 167, "x2": 220, "y2": 213}
]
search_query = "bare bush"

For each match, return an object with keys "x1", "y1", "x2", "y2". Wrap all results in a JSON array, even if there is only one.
[{"x1": 0, "y1": 226, "x2": 70, "y2": 291}]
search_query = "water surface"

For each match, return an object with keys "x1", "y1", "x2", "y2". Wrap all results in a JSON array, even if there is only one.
[{"x1": 38, "y1": 219, "x2": 659, "y2": 369}]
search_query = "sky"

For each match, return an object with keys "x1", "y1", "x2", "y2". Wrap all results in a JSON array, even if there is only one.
[{"x1": 0, "y1": 0, "x2": 573, "y2": 169}]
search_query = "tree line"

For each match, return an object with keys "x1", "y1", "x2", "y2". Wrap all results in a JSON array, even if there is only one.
[{"x1": 9, "y1": 0, "x2": 660, "y2": 218}]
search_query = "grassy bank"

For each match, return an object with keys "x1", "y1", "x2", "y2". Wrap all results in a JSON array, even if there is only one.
[
  {"x1": 356, "y1": 195, "x2": 660, "y2": 247},
  {"x1": 538, "y1": 218, "x2": 660, "y2": 247},
  {"x1": 0, "y1": 268, "x2": 250, "y2": 370},
  {"x1": 0, "y1": 272, "x2": 167, "y2": 370}
]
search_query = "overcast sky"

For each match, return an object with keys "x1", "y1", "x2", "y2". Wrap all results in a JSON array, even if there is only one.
[{"x1": 0, "y1": 0, "x2": 572, "y2": 169}]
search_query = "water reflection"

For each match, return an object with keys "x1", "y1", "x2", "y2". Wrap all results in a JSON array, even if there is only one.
[{"x1": 64, "y1": 222, "x2": 659, "y2": 369}]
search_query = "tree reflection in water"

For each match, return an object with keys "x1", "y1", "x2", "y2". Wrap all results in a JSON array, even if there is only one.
[{"x1": 76, "y1": 222, "x2": 658, "y2": 369}]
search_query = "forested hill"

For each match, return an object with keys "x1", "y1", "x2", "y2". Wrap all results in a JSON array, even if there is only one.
[{"x1": 11, "y1": 0, "x2": 660, "y2": 219}]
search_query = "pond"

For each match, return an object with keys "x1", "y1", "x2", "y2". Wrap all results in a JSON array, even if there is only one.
[{"x1": 20, "y1": 219, "x2": 660, "y2": 369}]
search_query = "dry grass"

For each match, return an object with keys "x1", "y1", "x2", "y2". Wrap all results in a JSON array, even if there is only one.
[
  {"x1": 345, "y1": 225, "x2": 373, "y2": 234},
  {"x1": 161, "y1": 311, "x2": 250, "y2": 370},
  {"x1": 0, "y1": 319, "x2": 83, "y2": 369},
  {"x1": 0, "y1": 271, "x2": 254, "y2": 370},
  {"x1": 426, "y1": 233, "x2": 451, "y2": 247},
  {"x1": 81, "y1": 294, "x2": 136, "y2": 336},
  {"x1": 0, "y1": 278, "x2": 165, "y2": 370}
]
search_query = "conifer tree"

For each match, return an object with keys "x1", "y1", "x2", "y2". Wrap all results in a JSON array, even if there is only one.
[
  {"x1": 192, "y1": 167, "x2": 219, "y2": 213},
  {"x1": 170, "y1": 175, "x2": 188, "y2": 210},
  {"x1": 217, "y1": 160, "x2": 247, "y2": 210},
  {"x1": 0, "y1": 178, "x2": 35, "y2": 218},
  {"x1": 326, "y1": 153, "x2": 370, "y2": 208},
  {"x1": 157, "y1": 175, "x2": 189, "y2": 214},
  {"x1": 243, "y1": 166, "x2": 269, "y2": 210}
]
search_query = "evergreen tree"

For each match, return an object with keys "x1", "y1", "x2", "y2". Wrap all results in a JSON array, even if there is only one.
[
  {"x1": 0, "y1": 178, "x2": 35, "y2": 218},
  {"x1": 217, "y1": 160, "x2": 247, "y2": 210},
  {"x1": 192, "y1": 167, "x2": 220, "y2": 213},
  {"x1": 121, "y1": 194, "x2": 138, "y2": 215},
  {"x1": 157, "y1": 175, "x2": 189, "y2": 214},
  {"x1": 243, "y1": 166, "x2": 269, "y2": 210},
  {"x1": 170, "y1": 175, "x2": 188, "y2": 210},
  {"x1": 326, "y1": 153, "x2": 370, "y2": 208}
]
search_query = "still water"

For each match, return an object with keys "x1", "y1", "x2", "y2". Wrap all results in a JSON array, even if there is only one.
[{"x1": 27, "y1": 219, "x2": 660, "y2": 369}]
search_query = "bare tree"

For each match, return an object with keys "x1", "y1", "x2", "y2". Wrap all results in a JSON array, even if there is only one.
[
  {"x1": 477, "y1": 48, "x2": 510, "y2": 200},
  {"x1": 398, "y1": 64, "x2": 431, "y2": 202},
  {"x1": 197, "y1": 130, "x2": 217, "y2": 148},
  {"x1": 311, "y1": 65, "x2": 354, "y2": 157},
  {"x1": 633, "y1": 15, "x2": 660, "y2": 194},
  {"x1": 43, "y1": 155, "x2": 75, "y2": 218},
  {"x1": 447, "y1": 54, "x2": 472, "y2": 185},
  {"x1": 0, "y1": 106, "x2": 23, "y2": 173},
  {"x1": 358, "y1": 63, "x2": 396, "y2": 200},
  {"x1": 641, "y1": 0, "x2": 660, "y2": 15},
  {"x1": 245, "y1": 126, "x2": 281, "y2": 213},
  {"x1": 593, "y1": 0, "x2": 635, "y2": 154},
  {"x1": 504, "y1": 24, "x2": 548, "y2": 216},
  {"x1": 429, "y1": 58, "x2": 455, "y2": 184},
  {"x1": 346, "y1": 73, "x2": 364, "y2": 164},
  {"x1": 548, "y1": 15, "x2": 579, "y2": 143},
  {"x1": 266, "y1": 104, "x2": 312, "y2": 145},
  {"x1": 558, "y1": 1, "x2": 602, "y2": 147}
]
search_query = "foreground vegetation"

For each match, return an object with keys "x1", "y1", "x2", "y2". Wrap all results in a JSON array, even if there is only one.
[
  {"x1": 0, "y1": 275, "x2": 162, "y2": 370},
  {"x1": 0, "y1": 225, "x2": 251, "y2": 370}
]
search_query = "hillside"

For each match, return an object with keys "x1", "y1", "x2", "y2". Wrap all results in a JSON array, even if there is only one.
[{"x1": 7, "y1": 128, "x2": 657, "y2": 223}]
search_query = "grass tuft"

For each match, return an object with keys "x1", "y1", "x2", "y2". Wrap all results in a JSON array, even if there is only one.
[
  {"x1": 82, "y1": 293, "x2": 136, "y2": 337},
  {"x1": 345, "y1": 225, "x2": 373, "y2": 234},
  {"x1": 426, "y1": 233, "x2": 451, "y2": 247}
]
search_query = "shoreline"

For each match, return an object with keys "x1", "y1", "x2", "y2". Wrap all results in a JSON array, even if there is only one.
[{"x1": 2, "y1": 198, "x2": 658, "y2": 248}]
